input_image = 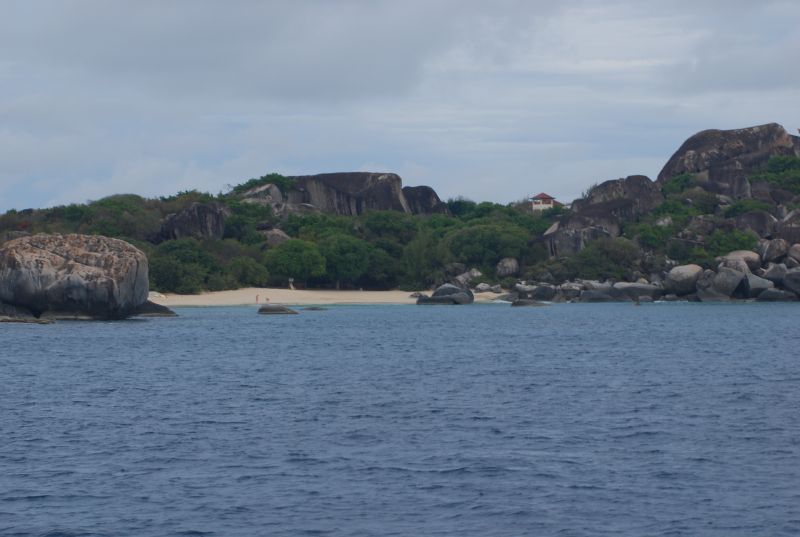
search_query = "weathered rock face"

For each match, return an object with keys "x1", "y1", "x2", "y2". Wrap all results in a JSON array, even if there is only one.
[
  {"x1": 756, "y1": 288, "x2": 797, "y2": 301},
  {"x1": 0, "y1": 234, "x2": 149, "y2": 319},
  {"x1": 260, "y1": 228, "x2": 291, "y2": 248},
  {"x1": 761, "y1": 238, "x2": 789, "y2": 264},
  {"x1": 743, "y1": 273, "x2": 774, "y2": 298},
  {"x1": 572, "y1": 175, "x2": 664, "y2": 217},
  {"x1": 496, "y1": 257, "x2": 519, "y2": 278},
  {"x1": 237, "y1": 173, "x2": 446, "y2": 218},
  {"x1": 402, "y1": 186, "x2": 449, "y2": 215},
  {"x1": 719, "y1": 250, "x2": 761, "y2": 272},
  {"x1": 657, "y1": 123, "x2": 800, "y2": 198},
  {"x1": 783, "y1": 268, "x2": 800, "y2": 295},
  {"x1": 545, "y1": 175, "x2": 663, "y2": 256},
  {"x1": 727, "y1": 211, "x2": 777, "y2": 239},
  {"x1": 285, "y1": 172, "x2": 411, "y2": 216},
  {"x1": 611, "y1": 282, "x2": 663, "y2": 301},
  {"x1": 776, "y1": 210, "x2": 800, "y2": 244},
  {"x1": 156, "y1": 202, "x2": 229, "y2": 243},
  {"x1": 664, "y1": 264, "x2": 703, "y2": 296}
]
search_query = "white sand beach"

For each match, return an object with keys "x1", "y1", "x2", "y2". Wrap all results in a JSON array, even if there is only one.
[{"x1": 148, "y1": 287, "x2": 499, "y2": 307}]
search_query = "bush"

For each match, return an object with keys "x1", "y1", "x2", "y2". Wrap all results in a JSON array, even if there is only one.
[
  {"x1": 565, "y1": 238, "x2": 642, "y2": 281},
  {"x1": 749, "y1": 155, "x2": 800, "y2": 194},
  {"x1": 723, "y1": 199, "x2": 774, "y2": 218},
  {"x1": 706, "y1": 229, "x2": 758, "y2": 257},
  {"x1": 263, "y1": 239, "x2": 325, "y2": 286},
  {"x1": 443, "y1": 224, "x2": 528, "y2": 272},
  {"x1": 318, "y1": 233, "x2": 372, "y2": 289},
  {"x1": 662, "y1": 173, "x2": 697, "y2": 195}
]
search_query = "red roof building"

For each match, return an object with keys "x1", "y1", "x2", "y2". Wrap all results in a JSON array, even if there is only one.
[{"x1": 529, "y1": 192, "x2": 562, "y2": 211}]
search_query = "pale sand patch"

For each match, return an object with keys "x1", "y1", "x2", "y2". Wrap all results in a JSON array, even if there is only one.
[{"x1": 149, "y1": 287, "x2": 499, "y2": 307}]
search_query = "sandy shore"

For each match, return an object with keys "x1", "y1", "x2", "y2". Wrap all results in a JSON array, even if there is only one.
[
  {"x1": 149, "y1": 287, "x2": 499, "y2": 307},
  {"x1": 150, "y1": 287, "x2": 419, "y2": 307}
]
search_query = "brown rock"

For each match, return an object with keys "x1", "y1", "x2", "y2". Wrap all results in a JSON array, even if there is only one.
[{"x1": 0, "y1": 234, "x2": 149, "y2": 319}]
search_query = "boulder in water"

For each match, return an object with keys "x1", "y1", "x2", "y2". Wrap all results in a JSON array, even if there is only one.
[
  {"x1": 417, "y1": 283, "x2": 474, "y2": 305},
  {"x1": 258, "y1": 304, "x2": 298, "y2": 314},
  {"x1": 0, "y1": 234, "x2": 149, "y2": 320}
]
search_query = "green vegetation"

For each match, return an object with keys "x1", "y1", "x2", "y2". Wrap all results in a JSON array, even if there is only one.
[
  {"x1": 1, "y1": 162, "x2": 781, "y2": 292},
  {"x1": 661, "y1": 173, "x2": 697, "y2": 195},
  {"x1": 749, "y1": 155, "x2": 800, "y2": 194},
  {"x1": 723, "y1": 199, "x2": 773, "y2": 218}
]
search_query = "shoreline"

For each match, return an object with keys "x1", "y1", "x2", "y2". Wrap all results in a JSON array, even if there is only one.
[{"x1": 148, "y1": 287, "x2": 499, "y2": 307}]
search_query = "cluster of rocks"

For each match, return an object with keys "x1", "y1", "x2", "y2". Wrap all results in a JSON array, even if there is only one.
[
  {"x1": 505, "y1": 241, "x2": 800, "y2": 304},
  {"x1": 0, "y1": 233, "x2": 175, "y2": 322},
  {"x1": 238, "y1": 172, "x2": 449, "y2": 219}
]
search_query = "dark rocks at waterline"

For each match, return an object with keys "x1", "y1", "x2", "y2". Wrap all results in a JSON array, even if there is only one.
[
  {"x1": 0, "y1": 233, "x2": 149, "y2": 320},
  {"x1": 756, "y1": 288, "x2": 798, "y2": 302},
  {"x1": 578, "y1": 290, "x2": 617, "y2": 303},
  {"x1": 743, "y1": 274, "x2": 774, "y2": 299},
  {"x1": 132, "y1": 300, "x2": 178, "y2": 317},
  {"x1": 258, "y1": 304, "x2": 298, "y2": 315},
  {"x1": 611, "y1": 282, "x2": 663, "y2": 301},
  {"x1": 0, "y1": 301, "x2": 52, "y2": 324},
  {"x1": 510, "y1": 299, "x2": 548, "y2": 307},
  {"x1": 417, "y1": 283, "x2": 474, "y2": 305},
  {"x1": 664, "y1": 264, "x2": 703, "y2": 296},
  {"x1": 782, "y1": 268, "x2": 800, "y2": 295}
]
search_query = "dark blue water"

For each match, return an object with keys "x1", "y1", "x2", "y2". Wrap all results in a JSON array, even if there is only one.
[{"x1": 2, "y1": 303, "x2": 800, "y2": 536}]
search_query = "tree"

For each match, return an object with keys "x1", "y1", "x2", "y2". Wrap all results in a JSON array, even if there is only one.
[
  {"x1": 263, "y1": 239, "x2": 325, "y2": 286},
  {"x1": 319, "y1": 233, "x2": 372, "y2": 289}
]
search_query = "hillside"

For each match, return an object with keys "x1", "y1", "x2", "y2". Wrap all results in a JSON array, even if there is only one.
[{"x1": 1, "y1": 123, "x2": 799, "y2": 295}]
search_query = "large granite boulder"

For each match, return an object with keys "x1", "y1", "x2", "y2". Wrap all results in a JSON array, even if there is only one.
[
  {"x1": 742, "y1": 273, "x2": 774, "y2": 299},
  {"x1": 761, "y1": 238, "x2": 789, "y2": 264},
  {"x1": 285, "y1": 172, "x2": 411, "y2": 215},
  {"x1": 783, "y1": 268, "x2": 800, "y2": 295},
  {"x1": 727, "y1": 211, "x2": 777, "y2": 239},
  {"x1": 417, "y1": 283, "x2": 474, "y2": 305},
  {"x1": 402, "y1": 186, "x2": 449, "y2": 215},
  {"x1": 156, "y1": 202, "x2": 229, "y2": 243},
  {"x1": 696, "y1": 267, "x2": 745, "y2": 301},
  {"x1": 260, "y1": 228, "x2": 291, "y2": 248},
  {"x1": 0, "y1": 234, "x2": 149, "y2": 319},
  {"x1": 545, "y1": 175, "x2": 662, "y2": 256},
  {"x1": 0, "y1": 301, "x2": 52, "y2": 324},
  {"x1": 611, "y1": 282, "x2": 663, "y2": 301},
  {"x1": 517, "y1": 283, "x2": 556, "y2": 301},
  {"x1": 657, "y1": 123, "x2": 800, "y2": 198},
  {"x1": 789, "y1": 244, "x2": 800, "y2": 264},
  {"x1": 762, "y1": 263, "x2": 788, "y2": 286},
  {"x1": 756, "y1": 288, "x2": 798, "y2": 301},
  {"x1": 775, "y1": 210, "x2": 800, "y2": 244},
  {"x1": 496, "y1": 257, "x2": 519, "y2": 278},
  {"x1": 664, "y1": 264, "x2": 703, "y2": 296},
  {"x1": 720, "y1": 250, "x2": 761, "y2": 272}
]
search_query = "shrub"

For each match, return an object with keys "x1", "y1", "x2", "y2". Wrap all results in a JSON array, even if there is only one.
[
  {"x1": 662, "y1": 173, "x2": 697, "y2": 195},
  {"x1": 723, "y1": 199, "x2": 774, "y2": 218},
  {"x1": 565, "y1": 237, "x2": 642, "y2": 281},
  {"x1": 749, "y1": 155, "x2": 800, "y2": 194}
]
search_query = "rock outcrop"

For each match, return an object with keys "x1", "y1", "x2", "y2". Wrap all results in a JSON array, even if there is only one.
[
  {"x1": 417, "y1": 283, "x2": 474, "y2": 305},
  {"x1": 657, "y1": 123, "x2": 800, "y2": 198},
  {"x1": 545, "y1": 175, "x2": 663, "y2": 256},
  {"x1": 0, "y1": 234, "x2": 149, "y2": 319},
  {"x1": 664, "y1": 264, "x2": 703, "y2": 296},
  {"x1": 236, "y1": 172, "x2": 446, "y2": 218},
  {"x1": 156, "y1": 202, "x2": 229, "y2": 243},
  {"x1": 402, "y1": 186, "x2": 449, "y2": 215}
]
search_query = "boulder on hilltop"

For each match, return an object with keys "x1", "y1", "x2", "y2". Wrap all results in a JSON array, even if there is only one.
[
  {"x1": 657, "y1": 123, "x2": 800, "y2": 198},
  {"x1": 0, "y1": 234, "x2": 149, "y2": 319}
]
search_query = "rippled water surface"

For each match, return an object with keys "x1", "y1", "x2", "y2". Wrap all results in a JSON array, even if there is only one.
[{"x1": 2, "y1": 303, "x2": 800, "y2": 536}]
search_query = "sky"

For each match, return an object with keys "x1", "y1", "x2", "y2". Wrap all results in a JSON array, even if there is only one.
[{"x1": 1, "y1": 0, "x2": 799, "y2": 212}]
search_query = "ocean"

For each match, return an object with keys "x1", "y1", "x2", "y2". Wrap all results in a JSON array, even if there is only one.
[{"x1": 2, "y1": 303, "x2": 799, "y2": 536}]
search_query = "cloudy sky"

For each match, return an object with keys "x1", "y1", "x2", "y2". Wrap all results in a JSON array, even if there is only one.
[{"x1": 1, "y1": 1, "x2": 799, "y2": 212}]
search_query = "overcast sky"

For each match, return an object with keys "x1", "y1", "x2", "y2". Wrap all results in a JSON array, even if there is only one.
[{"x1": 1, "y1": 0, "x2": 799, "y2": 212}]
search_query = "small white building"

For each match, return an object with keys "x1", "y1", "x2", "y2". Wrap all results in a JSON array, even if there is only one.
[{"x1": 529, "y1": 192, "x2": 562, "y2": 212}]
